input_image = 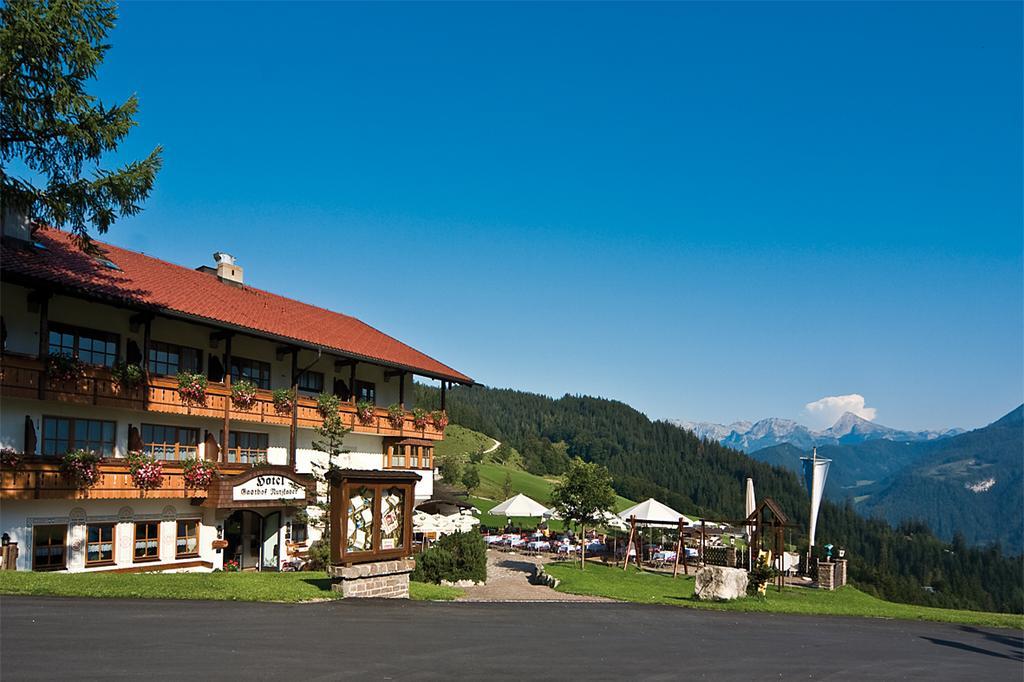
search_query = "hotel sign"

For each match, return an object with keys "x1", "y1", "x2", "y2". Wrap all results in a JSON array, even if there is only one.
[{"x1": 232, "y1": 475, "x2": 307, "y2": 501}]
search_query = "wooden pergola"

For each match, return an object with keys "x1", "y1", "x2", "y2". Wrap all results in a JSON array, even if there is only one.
[{"x1": 736, "y1": 497, "x2": 795, "y2": 592}]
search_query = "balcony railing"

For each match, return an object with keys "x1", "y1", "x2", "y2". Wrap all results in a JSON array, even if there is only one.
[
  {"x1": 1, "y1": 354, "x2": 446, "y2": 440},
  {"x1": 0, "y1": 455, "x2": 251, "y2": 501}
]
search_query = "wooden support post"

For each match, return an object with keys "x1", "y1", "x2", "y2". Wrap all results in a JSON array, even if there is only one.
[
  {"x1": 700, "y1": 520, "x2": 706, "y2": 566},
  {"x1": 440, "y1": 380, "x2": 447, "y2": 411},
  {"x1": 36, "y1": 293, "x2": 49, "y2": 400},
  {"x1": 349, "y1": 362, "x2": 357, "y2": 405},
  {"x1": 289, "y1": 348, "x2": 298, "y2": 469},
  {"x1": 142, "y1": 317, "x2": 151, "y2": 408},
  {"x1": 672, "y1": 518, "x2": 683, "y2": 578},
  {"x1": 221, "y1": 335, "x2": 232, "y2": 463},
  {"x1": 623, "y1": 516, "x2": 636, "y2": 571},
  {"x1": 398, "y1": 371, "x2": 406, "y2": 409}
]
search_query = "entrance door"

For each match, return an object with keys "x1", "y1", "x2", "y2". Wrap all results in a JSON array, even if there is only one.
[{"x1": 224, "y1": 510, "x2": 281, "y2": 571}]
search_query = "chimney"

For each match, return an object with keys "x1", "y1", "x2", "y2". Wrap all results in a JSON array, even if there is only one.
[
  {"x1": 1, "y1": 206, "x2": 35, "y2": 244},
  {"x1": 213, "y1": 251, "x2": 244, "y2": 285}
]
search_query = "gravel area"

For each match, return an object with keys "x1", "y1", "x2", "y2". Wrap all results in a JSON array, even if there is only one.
[{"x1": 456, "y1": 549, "x2": 612, "y2": 602}]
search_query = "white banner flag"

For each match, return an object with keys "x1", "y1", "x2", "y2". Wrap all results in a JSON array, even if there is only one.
[{"x1": 801, "y1": 452, "x2": 831, "y2": 549}]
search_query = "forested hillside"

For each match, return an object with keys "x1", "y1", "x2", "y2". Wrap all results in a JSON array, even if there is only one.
[{"x1": 416, "y1": 384, "x2": 1023, "y2": 614}]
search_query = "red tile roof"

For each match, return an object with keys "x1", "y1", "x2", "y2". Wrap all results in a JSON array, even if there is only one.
[{"x1": 1, "y1": 228, "x2": 473, "y2": 383}]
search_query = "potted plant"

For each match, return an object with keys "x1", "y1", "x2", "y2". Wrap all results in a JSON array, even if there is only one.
[
  {"x1": 110, "y1": 361, "x2": 144, "y2": 390},
  {"x1": 47, "y1": 353, "x2": 85, "y2": 383},
  {"x1": 387, "y1": 403, "x2": 405, "y2": 429},
  {"x1": 355, "y1": 400, "x2": 376, "y2": 426},
  {"x1": 316, "y1": 391, "x2": 340, "y2": 418},
  {"x1": 223, "y1": 559, "x2": 241, "y2": 572},
  {"x1": 0, "y1": 447, "x2": 22, "y2": 470},
  {"x1": 182, "y1": 457, "x2": 217, "y2": 490},
  {"x1": 126, "y1": 451, "x2": 164, "y2": 491},
  {"x1": 230, "y1": 379, "x2": 259, "y2": 410},
  {"x1": 272, "y1": 388, "x2": 295, "y2": 414},
  {"x1": 176, "y1": 371, "x2": 208, "y2": 406},
  {"x1": 411, "y1": 407, "x2": 430, "y2": 430},
  {"x1": 60, "y1": 449, "x2": 102, "y2": 490},
  {"x1": 431, "y1": 410, "x2": 449, "y2": 431}
]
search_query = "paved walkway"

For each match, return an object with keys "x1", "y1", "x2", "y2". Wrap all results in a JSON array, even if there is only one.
[{"x1": 456, "y1": 549, "x2": 611, "y2": 602}]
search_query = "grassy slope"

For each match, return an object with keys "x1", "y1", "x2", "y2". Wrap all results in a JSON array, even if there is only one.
[
  {"x1": 0, "y1": 571, "x2": 461, "y2": 602},
  {"x1": 434, "y1": 424, "x2": 499, "y2": 462},
  {"x1": 545, "y1": 562, "x2": 1023, "y2": 629}
]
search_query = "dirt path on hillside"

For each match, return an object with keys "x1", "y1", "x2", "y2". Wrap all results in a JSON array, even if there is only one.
[{"x1": 456, "y1": 550, "x2": 612, "y2": 602}]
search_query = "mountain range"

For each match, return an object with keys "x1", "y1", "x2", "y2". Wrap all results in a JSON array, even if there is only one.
[{"x1": 676, "y1": 413, "x2": 963, "y2": 452}]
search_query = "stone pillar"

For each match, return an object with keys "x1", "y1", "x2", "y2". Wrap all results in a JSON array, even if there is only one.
[
  {"x1": 817, "y1": 561, "x2": 835, "y2": 591},
  {"x1": 835, "y1": 558, "x2": 848, "y2": 588},
  {"x1": 725, "y1": 547, "x2": 737, "y2": 568},
  {"x1": 328, "y1": 558, "x2": 415, "y2": 598}
]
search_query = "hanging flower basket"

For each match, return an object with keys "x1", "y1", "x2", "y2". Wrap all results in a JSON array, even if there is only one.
[
  {"x1": 47, "y1": 353, "x2": 85, "y2": 384},
  {"x1": 61, "y1": 449, "x2": 102, "y2": 490},
  {"x1": 431, "y1": 410, "x2": 449, "y2": 431},
  {"x1": 356, "y1": 400, "x2": 376, "y2": 426},
  {"x1": 111, "y1": 362, "x2": 144, "y2": 390},
  {"x1": 182, "y1": 457, "x2": 217, "y2": 490},
  {"x1": 272, "y1": 388, "x2": 296, "y2": 414},
  {"x1": 0, "y1": 447, "x2": 22, "y2": 470},
  {"x1": 316, "y1": 391, "x2": 340, "y2": 418},
  {"x1": 176, "y1": 372, "x2": 208, "y2": 406},
  {"x1": 411, "y1": 407, "x2": 430, "y2": 430},
  {"x1": 126, "y1": 451, "x2": 164, "y2": 491},
  {"x1": 230, "y1": 380, "x2": 259, "y2": 410},
  {"x1": 386, "y1": 404, "x2": 405, "y2": 429}
]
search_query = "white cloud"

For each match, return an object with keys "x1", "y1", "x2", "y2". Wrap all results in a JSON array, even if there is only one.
[{"x1": 803, "y1": 394, "x2": 877, "y2": 430}]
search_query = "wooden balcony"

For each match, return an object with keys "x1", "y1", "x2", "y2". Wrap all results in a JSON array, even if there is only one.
[
  {"x1": 0, "y1": 354, "x2": 446, "y2": 440},
  {"x1": 0, "y1": 456, "x2": 251, "y2": 501}
]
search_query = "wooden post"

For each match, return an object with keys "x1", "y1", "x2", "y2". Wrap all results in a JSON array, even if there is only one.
[
  {"x1": 289, "y1": 348, "x2": 298, "y2": 469},
  {"x1": 623, "y1": 516, "x2": 636, "y2": 571},
  {"x1": 221, "y1": 335, "x2": 232, "y2": 463},
  {"x1": 349, "y1": 362, "x2": 357, "y2": 405},
  {"x1": 142, "y1": 317, "x2": 151, "y2": 408},
  {"x1": 440, "y1": 381, "x2": 447, "y2": 411},
  {"x1": 672, "y1": 518, "x2": 683, "y2": 578},
  {"x1": 398, "y1": 371, "x2": 406, "y2": 409},
  {"x1": 700, "y1": 520, "x2": 706, "y2": 566},
  {"x1": 36, "y1": 293, "x2": 49, "y2": 400}
]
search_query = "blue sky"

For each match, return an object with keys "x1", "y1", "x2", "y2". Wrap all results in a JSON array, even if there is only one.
[{"x1": 85, "y1": 2, "x2": 1020, "y2": 431}]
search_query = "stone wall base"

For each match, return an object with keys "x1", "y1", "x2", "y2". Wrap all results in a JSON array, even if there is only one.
[{"x1": 328, "y1": 558, "x2": 415, "y2": 599}]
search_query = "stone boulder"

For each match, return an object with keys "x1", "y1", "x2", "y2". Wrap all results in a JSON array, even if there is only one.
[{"x1": 694, "y1": 565, "x2": 748, "y2": 601}]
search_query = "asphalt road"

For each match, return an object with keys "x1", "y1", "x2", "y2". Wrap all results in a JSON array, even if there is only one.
[{"x1": 1, "y1": 597, "x2": 1021, "y2": 680}]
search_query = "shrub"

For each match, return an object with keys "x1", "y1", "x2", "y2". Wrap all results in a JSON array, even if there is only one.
[
  {"x1": 411, "y1": 531, "x2": 487, "y2": 584},
  {"x1": 230, "y1": 380, "x2": 259, "y2": 410},
  {"x1": 0, "y1": 447, "x2": 22, "y2": 469},
  {"x1": 306, "y1": 538, "x2": 330, "y2": 570},
  {"x1": 431, "y1": 410, "x2": 449, "y2": 431},
  {"x1": 316, "y1": 391, "x2": 340, "y2": 418},
  {"x1": 182, "y1": 457, "x2": 217, "y2": 489},
  {"x1": 111, "y1": 361, "x2": 144, "y2": 389},
  {"x1": 272, "y1": 388, "x2": 295, "y2": 414},
  {"x1": 61, "y1": 449, "x2": 102, "y2": 489},
  {"x1": 355, "y1": 400, "x2": 376, "y2": 425},
  {"x1": 176, "y1": 372, "x2": 208, "y2": 405},
  {"x1": 47, "y1": 353, "x2": 85, "y2": 383},
  {"x1": 387, "y1": 403, "x2": 404, "y2": 429},
  {"x1": 126, "y1": 451, "x2": 164, "y2": 491},
  {"x1": 411, "y1": 407, "x2": 429, "y2": 430},
  {"x1": 747, "y1": 553, "x2": 781, "y2": 596}
]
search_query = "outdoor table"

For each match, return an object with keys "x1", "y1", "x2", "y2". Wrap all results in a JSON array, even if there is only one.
[{"x1": 527, "y1": 540, "x2": 550, "y2": 551}]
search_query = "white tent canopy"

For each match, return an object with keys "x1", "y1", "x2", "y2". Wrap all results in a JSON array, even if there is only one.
[
  {"x1": 547, "y1": 508, "x2": 628, "y2": 530},
  {"x1": 488, "y1": 493, "x2": 551, "y2": 518},
  {"x1": 618, "y1": 498, "x2": 695, "y2": 527}
]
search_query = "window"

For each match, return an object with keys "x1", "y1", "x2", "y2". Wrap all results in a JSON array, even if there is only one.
[
  {"x1": 176, "y1": 520, "x2": 199, "y2": 558},
  {"x1": 230, "y1": 356, "x2": 271, "y2": 389},
  {"x1": 227, "y1": 431, "x2": 269, "y2": 464},
  {"x1": 354, "y1": 380, "x2": 376, "y2": 405},
  {"x1": 148, "y1": 340, "x2": 202, "y2": 376},
  {"x1": 141, "y1": 424, "x2": 199, "y2": 460},
  {"x1": 389, "y1": 444, "x2": 406, "y2": 468},
  {"x1": 290, "y1": 521, "x2": 308, "y2": 544},
  {"x1": 297, "y1": 370, "x2": 324, "y2": 393},
  {"x1": 32, "y1": 525, "x2": 66, "y2": 571},
  {"x1": 42, "y1": 416, "x2": 116, "y2": 457},
  {"x1": 48, "y1": 323, "x2": 119, "y2": 367},
  {"x1": 385, "y1": 442, "x2": 433, "y2": 469},
  {"x1": 86, "y1": 523, "x2": 115, "y2": 565},
  {"x1": 134, "y1": 522, "x2": 160, "y2": 561}
]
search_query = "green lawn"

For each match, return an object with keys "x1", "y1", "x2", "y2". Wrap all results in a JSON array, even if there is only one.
[
  {"x1": 545, "y1": 562, "x2": 1024, "y2": 629},
  {"x1": 0, "y1": 571, "x2": 461, "y2": 603},
  {"x1": 434, "y1": 424, "x2": 499, "y2": 462}
]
